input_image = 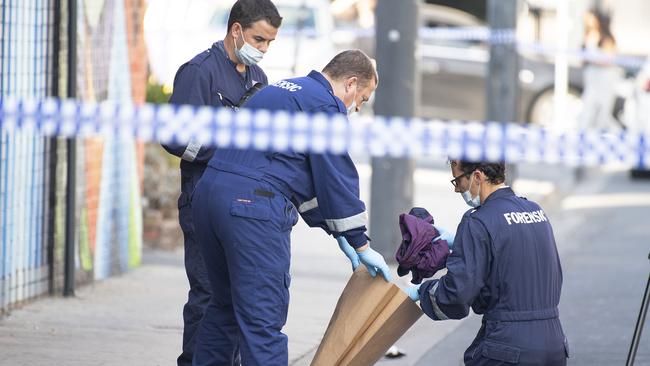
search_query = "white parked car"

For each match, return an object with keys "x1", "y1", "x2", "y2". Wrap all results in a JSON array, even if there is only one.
[{"x1": 144, "y1": 0, "x2": 337, "y2": 88}]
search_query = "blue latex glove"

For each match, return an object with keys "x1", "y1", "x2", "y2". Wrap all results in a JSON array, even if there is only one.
[
  {"x1": 434, "y1": 226, "x2": 455, "y2": 250},
  {"x1": 336, "y1": 236, "x2": 360, "y2": 271},
  {"x1": 357, "y1": 246, "x2": 392, "y2": 282},
  {"x1": 405, "y1": 283, "x2": 421, "y2": 302}
]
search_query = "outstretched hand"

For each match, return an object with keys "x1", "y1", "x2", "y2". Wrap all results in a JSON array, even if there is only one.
[{"x1": 357, "y1": 246, "x2": 392, "y2": 282}]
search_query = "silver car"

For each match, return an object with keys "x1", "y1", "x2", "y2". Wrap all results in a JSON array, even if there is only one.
[{"x1": 417, "y1": 4, "x2": 584, "y2": 126}]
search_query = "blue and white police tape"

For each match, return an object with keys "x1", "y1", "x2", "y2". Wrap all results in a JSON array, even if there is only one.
[
  {"x1": 283, "y1": 26, "x2": 514, "y2": 43},
  {"x1": 1, "y1": 97, "x2": 648, "y2": 168},
  {"x1": 278, "y1": 26, "x2": 516, "y2": 43},
  {"x1": 321, "y1": 26, "x2": 646, "y2": 69},
  {"x1": 419, "y1": 27, "x2": 516, "y2": 45},
  {"x1": 517, "y1": 42, "x2": 646, "y2": 70},
  {"x1": 417, "y1": 28, "x2": 645, "y2": 69}
]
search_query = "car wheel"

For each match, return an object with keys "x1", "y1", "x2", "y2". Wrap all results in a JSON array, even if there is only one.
[
  {"x1": 630, "y1": 169, "x2": 650, "y2": 179},
  {"x1": 527, "y1": 87, "x2": 582, "y2": 129}
]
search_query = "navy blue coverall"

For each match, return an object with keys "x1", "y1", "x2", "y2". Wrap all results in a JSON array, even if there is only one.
[
  {"x1": 191, "y1": 71, "x2": 369, "y2": 366},
  {"x1": 419, "y1": 187, "x2": 569, "y2": 365},
  {"x1": 162, "y1": 41, "x2": 268, "y2": 366}
]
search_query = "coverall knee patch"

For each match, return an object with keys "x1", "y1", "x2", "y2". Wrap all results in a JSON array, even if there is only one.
[{"x1": 236, "y1": 269, "x2": 290, "y2": 329}]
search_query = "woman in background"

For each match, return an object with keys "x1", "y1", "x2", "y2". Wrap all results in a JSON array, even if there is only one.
[{"x1": 578, "y1": 8, "x2": 621, "y2": 130}]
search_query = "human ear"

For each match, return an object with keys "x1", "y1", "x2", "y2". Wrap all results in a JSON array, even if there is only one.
[
  {"x1": 231, "y1": 22, "x2": 243, "y2": 38},
  {"x1": 346, "y1": 76, "x2": 358, "y2": 90}
]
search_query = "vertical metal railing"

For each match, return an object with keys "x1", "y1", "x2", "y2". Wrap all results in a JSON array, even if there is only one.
[
  {"x1": 0, "y1": 0, "x2": 58, "y2": 312},
  {"x1": 47, "y1": 0, "x2": 61, "y2": 295},
  {"x1": 63, "y1": 0, "x2": 76, "y2": 297},
  {"x1": 0, "y1": 0, "x2": 8, "y2": 315}
]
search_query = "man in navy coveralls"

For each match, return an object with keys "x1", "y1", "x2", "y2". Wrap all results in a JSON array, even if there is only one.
[
  {"x1": 192, "y1": 50, "x2": 392, "y2": 366},
  {"x1": 161, "y1": 1, "x2": 281, "y2": 364}
]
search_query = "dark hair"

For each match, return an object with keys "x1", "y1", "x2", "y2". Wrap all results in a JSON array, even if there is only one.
[
  {"x1": 228, "y1": 0, "x2": 282, "y2": 32},
  {"x1": 454, "y1": 160, "x2": 506, "y2": 185},
  {"x1": 588, "y1": 7, "x2": 616, "y2": 47},
  {"x1": 322, "y1": 50, "x2": 378, "y2": 88}
]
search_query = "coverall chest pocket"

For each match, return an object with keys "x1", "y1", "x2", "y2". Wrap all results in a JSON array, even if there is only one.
[{"x1": 213, "y1": 89, "x2": 237, "y2": 108}]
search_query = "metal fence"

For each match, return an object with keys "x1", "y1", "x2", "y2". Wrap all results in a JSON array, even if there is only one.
[{"x1": 0, "y1": 0, "x2": 147, "y2": 314}]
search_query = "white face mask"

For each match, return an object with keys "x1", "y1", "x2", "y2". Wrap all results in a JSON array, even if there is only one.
[
  {"x1": 346, "y1": 83, "x2": 358, "y2": 115},
  {"x1": 461, "y1": 173, "x2": 481, "y2": 208},
  {"x1": 234, "y1": 31, "x2": 264, "y2": 66}
]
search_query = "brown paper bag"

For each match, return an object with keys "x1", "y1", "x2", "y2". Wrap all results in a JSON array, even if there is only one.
[{"x1": 311, "y1": 266, "x2": 423, "y2": 366}]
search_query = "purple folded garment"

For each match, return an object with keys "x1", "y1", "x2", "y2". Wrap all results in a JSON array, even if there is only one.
[{"x1": 395, "y1": 207, "x2": 450, "y2": 284}]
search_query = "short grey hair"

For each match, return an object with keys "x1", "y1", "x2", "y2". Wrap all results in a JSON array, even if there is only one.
[{"x1": 322, "y1": 49, "x2": 378, "y2": 88}]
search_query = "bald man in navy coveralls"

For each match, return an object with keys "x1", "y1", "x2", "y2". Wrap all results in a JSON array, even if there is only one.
[{"x1": 191, "y1": 50, "x2": 393, "y2": 366}]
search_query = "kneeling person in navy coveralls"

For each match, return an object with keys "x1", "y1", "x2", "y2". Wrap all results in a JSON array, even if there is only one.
[
  {"x1": 407, "y1": 160, "x2": 569, "y2": 365},
  {"x1": 191, "y1": 50, "x2": 392, "y2": 366}
]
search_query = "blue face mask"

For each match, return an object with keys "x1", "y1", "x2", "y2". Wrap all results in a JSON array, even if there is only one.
[
  {"x1": 234, "y1": 32, "x2": 264, "y2": 66},
  {"x1": 461, "y1": 174, "x2": 481, "y2": 208}
]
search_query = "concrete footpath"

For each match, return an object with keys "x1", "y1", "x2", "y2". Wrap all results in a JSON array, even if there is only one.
[{"x1": 3, "y1": 162, "x2": 645, "y2": 365}]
